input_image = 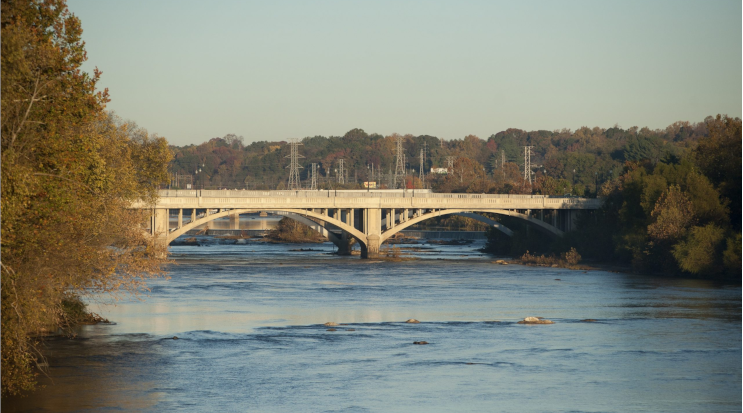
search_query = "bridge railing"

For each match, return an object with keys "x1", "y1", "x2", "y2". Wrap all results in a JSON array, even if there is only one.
[{"x1": 158, "y1": 189, "x2": 598, "y2": 201}]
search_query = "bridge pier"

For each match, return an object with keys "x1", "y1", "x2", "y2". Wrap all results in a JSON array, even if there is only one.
[
  {"x1": 229, "y1": 212, "x2": 240, "y2": 229},
  {"x1": 337, "y1": 233, "x2": 353, "y2": 256},
  {"x1": 153, "y1": 208, "x2": 169, "y2": 250},
  {"x1": 361, "y1": 208, "x2": 382, "y2": 259}
]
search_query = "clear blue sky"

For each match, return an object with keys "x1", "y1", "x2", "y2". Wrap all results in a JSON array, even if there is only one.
[{"x1": 68, "y1": 0, "x2": 741, "y2": 146}]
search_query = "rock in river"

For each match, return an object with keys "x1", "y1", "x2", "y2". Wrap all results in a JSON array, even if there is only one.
[
  {"x1": 324, "y1": 322, "x2": 339, "y2": 326},
  {"x1": 405, "y1": 319, "x2": 420, "y2": 324},
  {"x1": 517, "y1": 316, "x2": 555, "y2": 324}
]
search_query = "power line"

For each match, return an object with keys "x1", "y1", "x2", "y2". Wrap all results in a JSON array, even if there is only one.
[{"x1": 285, "y1": 139, "x2": 304, "y2": 190}]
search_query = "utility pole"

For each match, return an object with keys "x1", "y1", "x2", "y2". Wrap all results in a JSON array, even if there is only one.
[
  {"x1": 337, "y1": 159, "x2": 345, "y2": 184},
  {"x1": 310, "y1": 163, "x2": 318, "y2": 190},
  {"x1": 501, "y1": 150, "x2": 506, "y2": 179},
  {"x1": 285, "y1": 139, "x2": 304, "y2": 190},
  {"x1": 523, "y1": 146, "x2": 534, "y2": 185},
  {"x1": 394, "y1": 135, "x2": 405, "y2": 189}
]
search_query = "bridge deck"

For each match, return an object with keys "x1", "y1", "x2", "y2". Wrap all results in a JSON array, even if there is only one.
[{"x1": 139, "y1": 190, "x2": 602, "y2": 211}]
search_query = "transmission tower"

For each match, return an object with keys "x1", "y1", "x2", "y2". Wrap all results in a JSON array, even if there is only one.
[
  {"x1": 446, "y1": 156, "x2": 455, "y2": 171},
  {"x1": 419, "y1": 149, "x2": 425, "y2": 187},
  {"x1": 523, "y1": 146, "x2": 534, "y2": 185},
  {"x1": 337, "y1": 159, "x2": 345, "y2": 184},
  {"x1": 285, "y1": 139, "x2": 304, "y2": 190},
  {"x1": 310, "y1": 163, "x2": 318, "y2": 190},
  {"x1": 394, "y1": 135, "x2": 406, "y2": 189}
]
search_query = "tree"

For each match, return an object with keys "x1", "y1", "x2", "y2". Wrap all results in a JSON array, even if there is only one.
[
  {"x1": 1, "y1": 0, "x2": 171, "y2": 395},
  {"x1": 647, "y1": 185, "x2": 694, "y2": 241},
  {"x1": 694, "y1": 115, "x2": 742, "y2": 230},
  {"x1": 672, "y1": 224, "x2": 725, "y2": 275}
]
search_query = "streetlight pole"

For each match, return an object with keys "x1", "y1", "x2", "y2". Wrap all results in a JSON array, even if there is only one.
[{"x1": 572, "y1": 169, "x2": 575, "y2": 195}]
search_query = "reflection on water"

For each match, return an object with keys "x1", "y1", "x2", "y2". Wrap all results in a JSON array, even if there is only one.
[{"x1": 5, "y1": 240, "x2": 741, "y2": 412}]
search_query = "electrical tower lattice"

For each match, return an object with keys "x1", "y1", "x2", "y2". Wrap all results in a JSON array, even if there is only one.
[
  {"x1": 394, "y1": 135, "x2": 406, "y2": 189},
  {"x1": 523, "y1": 146, "x2": 534, "y2": 185},
  {"x1": 310, "y1": 163, "x2": 318, "y2": 190},
  {"x1": 446, "y1": 156, "x2": 455, "y2": 171},
  {"x1": 285, "y1": 139, "x2": 304, "y2": 190},
  {"x1": 337, "y1": 159, "x2": 345, "y2": 184},
  {"x1": 419, "y1": 141, "x2": 427, "y2": 187}
]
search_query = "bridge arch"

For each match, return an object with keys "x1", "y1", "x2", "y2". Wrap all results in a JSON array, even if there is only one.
[
  {"x1": 379, "y1": 208, "x2": 562, "y2": 243},
  {"x1": 166, "y1": 208, "x2": 366, "y2": 246},
  {"x1": 380, "y1": 211, "x2": 513, "y2": 237},
  {"x1": 267, "y1": 211, "x2": 342, "y2": 246}
]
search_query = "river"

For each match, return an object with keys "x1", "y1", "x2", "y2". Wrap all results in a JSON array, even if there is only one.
[{"x1": 5, "y1": 239, "x2": 741, "y2": 412}]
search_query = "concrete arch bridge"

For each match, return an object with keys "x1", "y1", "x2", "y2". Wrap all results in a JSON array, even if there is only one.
[{"x1": 136, "y1": 190, "x2": 602, "y2": 259}]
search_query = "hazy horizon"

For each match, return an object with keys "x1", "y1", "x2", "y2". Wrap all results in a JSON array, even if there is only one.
[{"x1": 68, "y1": 0, "x2": 742, "y2": 145}]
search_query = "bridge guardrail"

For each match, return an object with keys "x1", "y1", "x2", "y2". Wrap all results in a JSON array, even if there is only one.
[{"x1": 158, "y1": 189, "x2": 602, "y2": 202}]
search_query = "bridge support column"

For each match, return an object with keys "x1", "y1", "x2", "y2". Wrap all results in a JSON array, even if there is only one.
[
  {"x1": 337, "y1": 233, "x2": 353, "y2": 256},
  {"x1": 229, "y1": 212, "x2": 240, "y2": 229},
  {"x1": 153, "y1": 208, "x2": 169, "y2": 250},
  {"x1": 361, "y1": 208, "x2": 382, "y2": 259},
  {"x1": 178, "y1": 209, "x2": 183, "y2": 228}
]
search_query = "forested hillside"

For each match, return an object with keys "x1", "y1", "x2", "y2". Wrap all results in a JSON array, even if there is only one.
[
  {"x1": 168, "y1": 119, "x2": 711, "y2": 196},
  {"x1": 483, "y1": 115, "x2": 741, "y2": 280}
]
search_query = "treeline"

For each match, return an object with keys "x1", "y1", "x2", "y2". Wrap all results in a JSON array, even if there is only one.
[
  {"x1": 1, "y1": 0, "x2": 171, "y2": 395},
  {"x1": 485, "y1": 115, "x2": 741, "y2": 281},
  {"x1": 169, "y1": 119, "x2": 710, "y2": 195}
]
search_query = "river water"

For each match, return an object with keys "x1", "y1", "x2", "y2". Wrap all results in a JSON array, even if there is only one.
[{"x1": 5, "y1": 239, "x2": 741, "y2": 412}]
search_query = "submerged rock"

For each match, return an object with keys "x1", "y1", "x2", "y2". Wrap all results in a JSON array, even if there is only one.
[
  {"x1": 413, "y1": 341, "x2": 428, "y2": 345},
  {"x1": 172, "y1": 336, "x2": 179, "y2": 340},
  {"x1": 517, "y1": 316, "x2": 555, "y2": 324},
  {"x1": 580, "y1": 319, "x2": 598, "y2": 322},
  {"x1": 405, "y1": 319, "x2": 420, "y2": 324},
  {"x1": 326, "y1": 328, "x2": 337, "y2": 332}
]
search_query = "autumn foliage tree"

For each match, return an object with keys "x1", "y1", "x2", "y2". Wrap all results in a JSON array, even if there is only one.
[{"x1": 1, "y1": 0, "x2": 172, "y2": 395}]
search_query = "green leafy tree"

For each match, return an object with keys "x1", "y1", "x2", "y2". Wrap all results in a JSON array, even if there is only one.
[
  {"x1": 1, "y1": 0, "x2": 171, "y2": 395},
  {"x1": 672, "y1": 224, "x2": 726, "y2": 275}
]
